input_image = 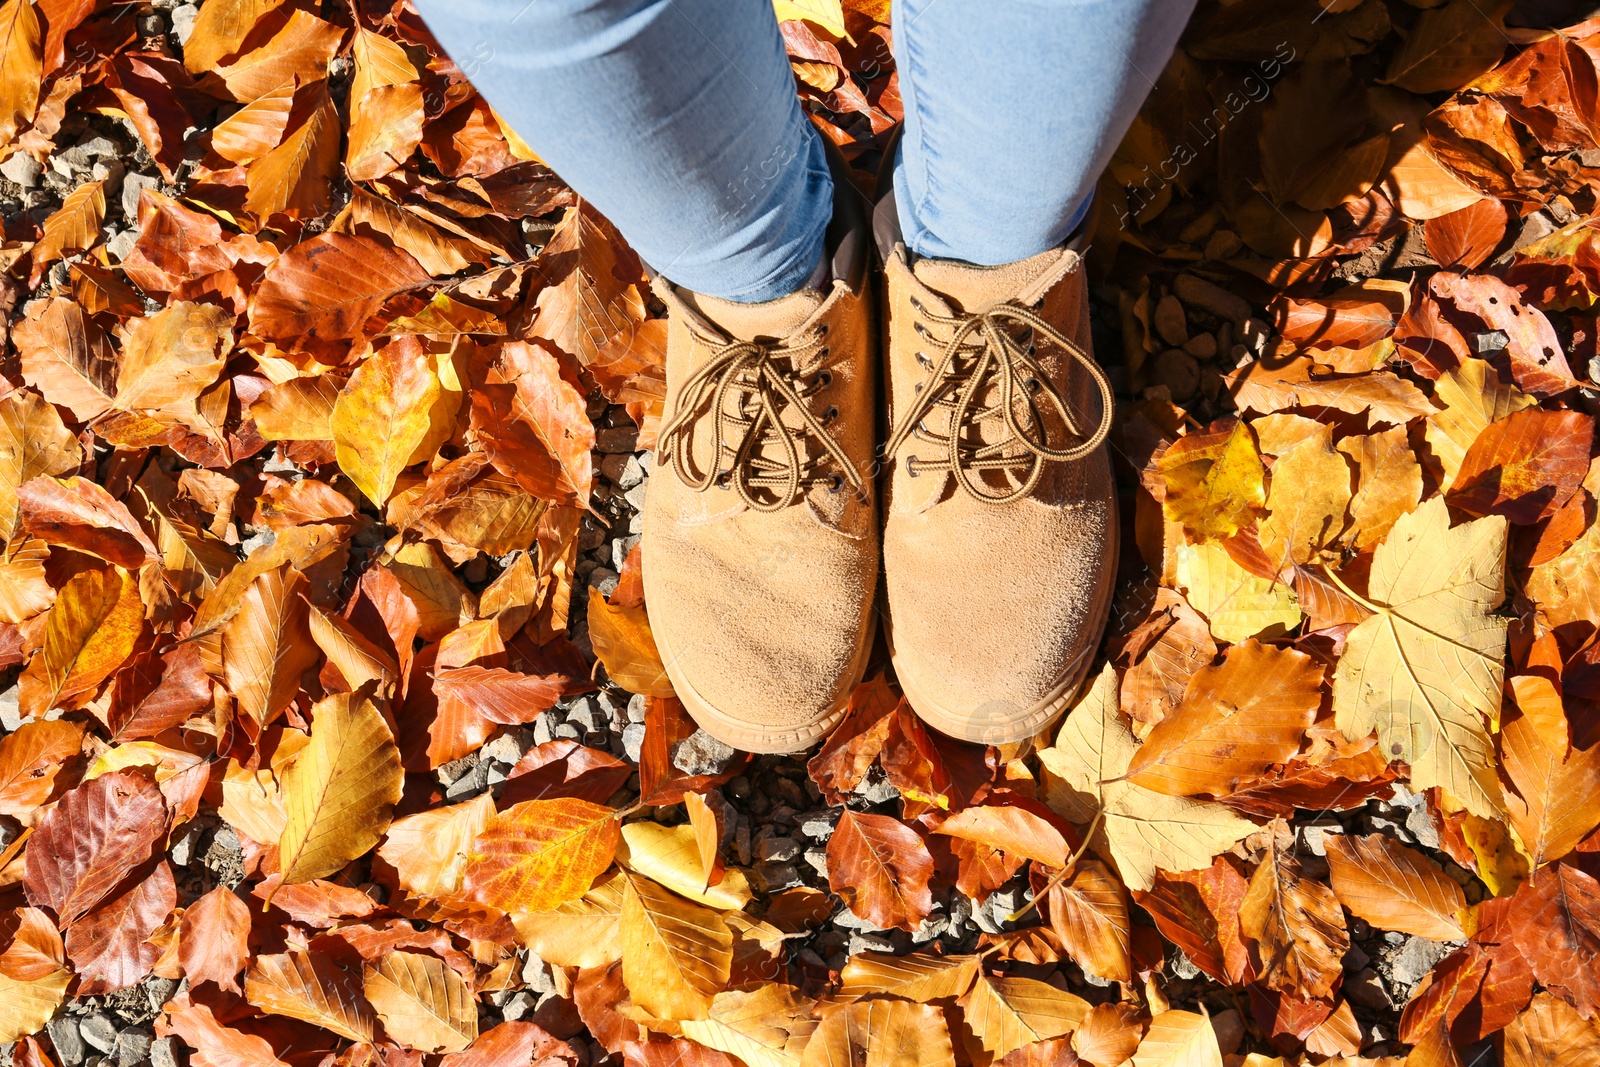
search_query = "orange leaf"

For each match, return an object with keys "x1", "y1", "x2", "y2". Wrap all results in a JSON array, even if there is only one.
[
  {"x1": 826, "y1": 809, "x2": 934, "y2": 932},
  {"x1": 463, "y1": 797, "x2": 620, "y2": 913},
  {"x1": 178, "y1": 887, "x2": 251, "y2": 994}
]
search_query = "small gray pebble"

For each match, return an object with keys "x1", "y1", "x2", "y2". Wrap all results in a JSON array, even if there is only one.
[
  {"x1": 47, "y1": 1018, "x2": 86, "y2": 1067},
  {"x1": 169, "y1": 4, "x2": 199, "y2": 44},
  {"x1": 670, "y1": 729, "x2": 738, "y2": 776},
  {"x1": 621, "y1": 723, "x2": 646, "y2": 763},
  {"x1": 79, "y1": 1016, "x2": 118, "y2": 1055},
  {"x1": 115, "y1": 1030, "x2": 151, "y2": 1067},
  {"x1": 148, "y1": 1038, "x2": 178, "y2": 1067},
  {"x1": 0, "y1": 153, "x2": 42, "y2": 189}
]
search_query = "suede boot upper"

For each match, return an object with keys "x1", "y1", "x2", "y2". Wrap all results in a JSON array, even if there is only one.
[
  {"x1": 642, "y1": 187, "x2": 878, "y2": 755},
  {"x1": 878, "y1": 237, "x2": 1118, "y2": 746}
]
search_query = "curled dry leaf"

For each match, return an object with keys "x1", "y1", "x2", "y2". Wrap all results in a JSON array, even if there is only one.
[
  {"x1": 616, "y1": 821, "x2": 751, "y2": 910},
  {"x1": 587, "y1": 587, "x2": 675, "y2": 697},
  {"x1": 1240, "y1": 828, "x2": 1349, "y2": 999}
]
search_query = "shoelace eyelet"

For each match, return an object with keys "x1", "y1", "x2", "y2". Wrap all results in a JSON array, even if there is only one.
[
  {"x1": 821, "y1": 405, "x2": 838, "y2": 425},
  {"x1": 905, "y1": 453, "x2": 919, "y2": 477},
  {"x1": 915, "y1": 352, "x2": 933, "y2": 369},
  {"x1": 816, "y1": 369, "x2": 832, "y2": 388},
  {"x1": 827, "y1": 473, "x2": 844, "y2": 493}
]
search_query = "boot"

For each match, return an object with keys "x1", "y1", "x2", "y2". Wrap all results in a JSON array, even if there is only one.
[
  {"x1": 642, "y1": 176, "x2": 877, "y2": 754},
  {"x1": 875, "y1": 194, "x2": 1117, "y2": 745}
]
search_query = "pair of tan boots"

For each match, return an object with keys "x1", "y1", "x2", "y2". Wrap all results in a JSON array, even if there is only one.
[{"x1": 640, "y1": 167, "x2": 1118, "y2": 754}]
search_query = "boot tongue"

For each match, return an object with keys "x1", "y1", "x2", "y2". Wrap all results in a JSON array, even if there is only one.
[
  {"x1": 911, "y1": 248, "x2": 1070, "y2": 313},
  {"x1": 682, "y1": 287, "x2": 826, "y2": 343}
]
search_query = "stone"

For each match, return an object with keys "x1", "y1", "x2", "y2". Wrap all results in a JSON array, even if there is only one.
[
  {"x1": 1240, "y1": 318, "x2": 1272, "y2": 355},
  {"x1": 552, "y1": 721, "x2": 582, "y2": 741},
  {"x1": 626, "y1": 693, "x2": 647, "y2": 724},
  {"x1": 1182, "y1": 331, "x2": 1218, "y2": 360},
  {"x1": 1169, "y1": 950, "x2": 1202, "y2": 980},
  {"x1": 144, "y1": 976, "x2": 179, "y2": 1013},
  {"x1": 671, "y1": 729, "x2": 738, "y2": 776},
  {"x1": 803, "y1": 847, "x2": 828, "y2": 879},
  {"x1": 855, "y1": 775, "x2": 899, "y2": 805},
  {"x1": 1345, "y1": 967, "x2": 1390, "y2": 1010},
  {"x1": 499, "y1": 991, "x2": 536, "y2": 1022},
  {"x1": 481, "y1": 731, "x2": 527, "y2": 766},
  {"x1": 0, "y1": 685, "x2": 21, "y2": 732},
  {"x1": 798, "y1": 810, "x2": 837, "y2": 839},
  {"x1": 115, "y1": 1030, "x2": 151, "y2": 1067},
  {"x1": 1204, "y1": 229, "x2": 1244, "y2": 260},
  {"x1": 621, "y1": 723, "x2": 645, "y2": 763},
  {"x1": 589, "y1": 567, "x2": 619, "y2": 598},
  {"x1": 530, "y1": 992, "x2": 585, "y2": 1040},
  {"x1": 595, "y1": 426, "x2": 638, "y2": 453},
  {"x1": 443, "y1": 759, "x2": 491, "y2": 801},
  {"x1": 1299, "y1": 820, "x2": 1344, "y2": 857},
  {"x1": 753, "y1": 862, "x2": 802, "y2": 893},
  {"x1": 565, "y1": 696, "x2": 603, "y2": 733},
  {"x1": 121, "y1": 172, "x2": 160, "y2": 222},
  {"x1": 1174, "y1": 273, "x2": 1253, "y2": 324},
  {"x1": 1, "y1": 153, "x2": 42, "y2": 189},
  {"x1": 757, "y1": 835, "x2": 800, "y2": 863},
  {"x1": 848, "y1": 932, "x2": 895, "y2": 955},
  {"x1": 1153, "y1": 294, "x2": 1188, "y2": 346},
  {"x1": 170, "y1": 4, "x2": 199, "y2": 44},
  {"x1": 80, "y1": 1016, "x2": 119, "y2": 1055},
  {"x1": 437, "y1": 755, "x2": 477, "y2": 785},
  {"x1": 48, "y1": 1019, "x2": 87, "y2": 1066},
  {"x1": 1344, "y1": 943, "x2": 1371, "y2": 973},
  {"x1": 148, "y1": 1038, "x2": 179, "y2": 1067},
  {"x1": 521, "y1": 950, "x2": 555, "y2": 993},
  {"x1": 1153, "y1": 349, "x2": 1200, "y2": 402},
  {"x1": 622, "y1": 482, "x2": 648, "y2": 512},
  {"x1": 169, "y1": 822, "x2": 205, "y2": 867},
  {"x1": 1388, "y1": 936, "x2": 1462, "y2": 993}
]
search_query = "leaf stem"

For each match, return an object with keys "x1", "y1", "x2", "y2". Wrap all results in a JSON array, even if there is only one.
[{"x1": 1005, "y1": 807, "x2": 1104, "y2": 925}]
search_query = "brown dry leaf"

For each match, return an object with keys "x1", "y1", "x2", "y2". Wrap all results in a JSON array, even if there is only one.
[
  {"x1": 219, "y1": 564, "x2": 319, "y2": 727},
  {"x1": 347, "y1": 82, "x2": 425, "y2": 183},
  {"x1": 178, "y1": 886, "x2": 251, "y2": 994},
  {"x1": 0, "y1": 0, "x2": 42, "y2": 146},
  {"x1": 509, "y1": 868, "x2": 624, "y2": 969},
  {"x1": 29, "y1": 178, "x2": 104, "y2": 283},
  {"x1": 1072, "y1": 1003, "x2": 1146, "y2": 1067},
  {"x1": 12, "y1": 299, "x2": 117, "y2": 423},
  {"x1": 157, "y1": 996, "x2": 289, "y2": 1067},
  {"x1": 16, "y1": 566, "x2": 143, "y2": 717},
  {"x1": 838, "y1": 951, "x2": 980, "y2": 1002},
  {"x1": 616, "y1": 821, "x2": 752, "y2": 910},
  {"x1": 463, "y1": 797, "x2": 619, "y2": 914},
  {"x1": 826, "y1": 808, "x2": 935, "y2": 931},
  {"x1": 1126, "y1": 640, "x2": 1321, "y2": 797},
  {"x1": 799, "y1": 999, "x2": 956, "y2": 1067},
  {"x1": 1038, "y1": 665, "x2": 1257, "y2": 892},
  {"x1": 113, "y1": 302, "x2": 234, "y2": 415},
  {"x1": 934, "y1": 797, "x2": 1073, "y2": 868},
  {"x1": 245, "y1": 950, "x2": 376, "y2": 1042},
  {"x1": 209, "y1": 80, "x2": 293, "y2": 163},
  {"x1": 1117, "y1": 587, "x2": 1216, "y2": 731},
  {"x1": 1500, "y1": 992, "x2": 1600, "y2": 1067},
  {"x1": 1048, "y1": 859, "x2": 1131, "y2": 983},
  {"x1": 1423, "y1": 358, "x2": 1536, "y2": 491},
  {"x1": 1259, "y1": 423, "x2": 1352, "y2": 566},
  {"x1": 209, "y1": 8, "x2": 344, "y2": 101},
  {"x1": 331, "y1": 337, "x2": 441, "y2": 505},
  {"x1": 1159, "y1": 422, "x2": 1267, "y2": 543},
  {"x1": 0, "y1": 538, "x2": 52, "y2": 625},
  {"x1": 1224, "y1": 356, "x2": 1433, "y2": 429},
  {"x1": 1331, "y1": 497, "x2": 1507, "y2": 819},
  {"x1": 0, "y1": 390, "x2": 82, "y2": 542},
  {"x1": 1325, "y1": 833, "x2": 1468, "y2": 941},
  {"x1": 65, "y1": 859, "x2": 176, "y2": 994},
  {"x1": 1130, "y1": 1010, "x2": 1221, "y2": 1067},
  {"x1": 363, "y1": 950, "x2": 478, "y2": 1054},
  {"x1": 1338, "y1": 426, "x2": 1423, "y2": 551},
  {"x1": 18, "y1": 475, "x2": 158, "y2": 568},
  {"x1": 678, "y1": 985, "x2": 816, "y2": 1067},
  {"x1": 245, "y1": 81, "x2": 340, "y2": 221},
  {"x1": 23, "y1": 769, "x2": 166, "y2": 925},
  {"x1": 1240, "y1": 827, "x2": 1349, "y2": 998},
  {"x1": 471, "y1": 341, "x2": 596, "y2": 506},
  {"x1": 277, "y1": 691, "x2": 404, "y2": 886},
  {"x1": 378, "y1": 793, "x2": 494, "y2": 899},
  {"x1": 1447, "y1": 409, "x2": 1594, "y2": 525},
  {"x1": 619, "y1": 869, "x2": 733, "y2": 1022},
  {"x1": 247, "y1": 232, "x2": 430, "y2": 347},
  {"x1": 959, "y1": 974, "x2": 1090, "y2": 1060},
  {"x1": 0, "y1": 719, "x2": 83, "y2": 815},
  {"x1": 1499, "y1": 677, "x2": 1600, "y2": 869},
  {"x1": 587, "y1": 588, "x2": 674, "y2": 697},
  {"x1": 182, "y1": 0, "x2": 286, "y2": 72}
]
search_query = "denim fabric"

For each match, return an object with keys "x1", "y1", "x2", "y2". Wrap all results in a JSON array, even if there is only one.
[{"x1": 414, "y1": 0, "x2": 1195, "y2": 301}]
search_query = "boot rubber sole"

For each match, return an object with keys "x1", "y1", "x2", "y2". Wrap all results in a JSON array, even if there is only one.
[{"x1": 885, "y1": 499, "x2": 1120, "y2": 747}]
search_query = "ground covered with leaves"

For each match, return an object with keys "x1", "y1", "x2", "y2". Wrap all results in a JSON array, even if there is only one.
[{"x1": 0, "y1": 0, "x2": 1596, "y2": 1065}]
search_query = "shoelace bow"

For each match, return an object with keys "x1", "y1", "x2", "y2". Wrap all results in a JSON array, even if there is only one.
[
  {"x1": 883, "y1": 300, "x2": 1114, "y2": 505},
  {"x1": 658, "y1": 326, "x2": 863, "y2": 513}
]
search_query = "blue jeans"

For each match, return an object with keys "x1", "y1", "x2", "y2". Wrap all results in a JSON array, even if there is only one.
[{"x1": 414, "y1": 0, "x2": 1195, "y2": 302}]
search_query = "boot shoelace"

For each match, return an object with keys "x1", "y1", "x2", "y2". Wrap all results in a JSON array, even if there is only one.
[
  {"x1": 658, "y1": 326, "x2": 864, "y2": 513},
  {"x1": 883, "y1": 300, "x2": 1115, "y2": 505}
]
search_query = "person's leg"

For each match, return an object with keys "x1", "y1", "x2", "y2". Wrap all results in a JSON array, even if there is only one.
[
  {"x1": 412, "y1": 0, "x2": 831, "y2": 302},
  {"x1": 891, "y1": 0, "x2": 1198, "y2": 264}
]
